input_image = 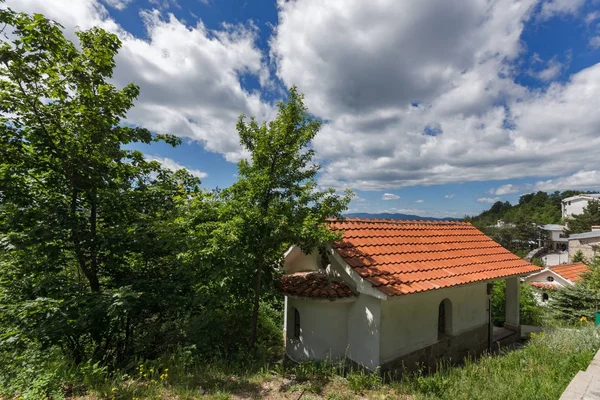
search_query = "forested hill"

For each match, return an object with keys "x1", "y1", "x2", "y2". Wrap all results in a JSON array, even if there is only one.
[
  {"x1": 344, "y1": 212, "x2": 460, "y2": 221},
  {"x1": 466, "y1": 191, "x2": 599, "y2": 226}
]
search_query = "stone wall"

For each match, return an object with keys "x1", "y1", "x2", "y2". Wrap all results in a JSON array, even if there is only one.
[
  {"x1": 380, "y1": 323, "x2": 489, "y2": 376},
  {"x1": 568, "y1": 237, "x2": 600, "y2": 261}
]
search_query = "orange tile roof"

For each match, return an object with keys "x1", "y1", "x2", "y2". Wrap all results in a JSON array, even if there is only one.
[
  {"x1": 550, "y1": 262, "x2": 590, "y2": 282},
  {"x1": 280, "y1": 272, "x2": 356, "y2": 299},
  {"x1": 328, "y1": 218, "x2": 541, "y2": 296}
]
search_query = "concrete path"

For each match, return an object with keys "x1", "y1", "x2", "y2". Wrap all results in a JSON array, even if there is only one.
[{"x1": 560, "y1": 349, "x2": 600, "y2": 399}]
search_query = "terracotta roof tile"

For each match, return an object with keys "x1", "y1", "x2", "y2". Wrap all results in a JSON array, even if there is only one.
[
  {"x1": 550, "y1": 262, "x2": 590, "y2": 282},
  {"x1": 279, "y1": 272, "x2": 356, "y2": 299},
  {"x1": 329, "y1": 218, "x2": 541, "y2": 296},
  {"x1": 529, "y1": 282, "x2": 559, "y2": 290}
]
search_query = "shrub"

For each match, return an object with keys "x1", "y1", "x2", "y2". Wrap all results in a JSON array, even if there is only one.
[{"x1": 491, "y1": 280, "x2": 545, "y2": 326}]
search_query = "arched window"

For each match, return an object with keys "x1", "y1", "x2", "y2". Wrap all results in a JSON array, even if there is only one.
[
  {"x1": 438, "y1": 299, "x2": 452, "y2": 339},
  {"x1": 542, "y1": 293, "x2": 549, "y2": 302},
  {"x1": 294, "y1": 308, "x2": 300, "y2": 339}
]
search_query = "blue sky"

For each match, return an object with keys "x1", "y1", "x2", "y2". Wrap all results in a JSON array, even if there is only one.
[{"x1": 10, "y1": 0, "x2": 600, "y2": 218}]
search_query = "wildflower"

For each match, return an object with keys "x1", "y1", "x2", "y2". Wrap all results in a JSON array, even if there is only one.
[
  {"x1": 112, "y1": 387, "x2": 117, "y2": 392},
  {"x1": 581, "y1": 316, "x2": 588, "y2": 322}
]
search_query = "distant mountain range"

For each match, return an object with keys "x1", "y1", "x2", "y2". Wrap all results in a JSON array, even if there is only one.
[{"x1": 344, "y1": 212, "x2": 462, "y2": 222}]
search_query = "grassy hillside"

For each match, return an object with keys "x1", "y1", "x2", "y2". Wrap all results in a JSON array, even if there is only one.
[{"x1": 3, "y1": 325, "x2": 598, "y2": 399}]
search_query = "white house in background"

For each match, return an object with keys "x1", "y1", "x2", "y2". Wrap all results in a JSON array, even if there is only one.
[
  {"x1": 539, "y1": 224, "x2": 568, "y2": 252},
  {"x1": 280, "y1": 219, "x2": 540, "y2": 373},
  {"x1": 524, "y1": 262, "x2": 589, "y2": 304},
  {"x1": 562, "y1": 194, "x2": 600, "y2": 219}
]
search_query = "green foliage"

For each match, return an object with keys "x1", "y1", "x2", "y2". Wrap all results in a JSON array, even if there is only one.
[
  {"x1": 467, "y1": 191, "x2": 600, "y2": 252},
  {"x1": 346, "y1": 368, "x2": 382, "y2": 392},
  {"x1": 0, "y1": 9, "x2": 349, "y2": 396},
  {"x1": 468, "y1": 191, "x2": 573, "y2": 227},
  {"x1": 491, "y1": 280, "x2": 545, "y2": 326},
  {"x1": 0, "y1": 8, "x2": 212, "y2": 369},
  {"x1": 3, "y1": 326, "x2": 598, "y2": 400},
  {"x1": 572, "y1": 250, "x2": 587, "y2": 263},
  {"x1": 552, "y1": 256, "x2": 600, "y2": 324},
  {"x1": 217, "y1": 87, "x2": 352, "y2": 348},
  {"x1": 531, "y1": 257, "x2": 545, "y2": 267},
  {"x1": 565, "y1": 200, "x2": 600, "y2": 234}
]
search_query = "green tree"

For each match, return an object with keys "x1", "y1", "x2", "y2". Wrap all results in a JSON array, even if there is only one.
[
  {"x1": 552, "y1": 257, "x2": 600, "y2": 323},
  {"x1": 0, "y1": 9, "x2": 201, "y2": 365},
  {"x1": 491, "y1": 280, "x2": 543, "y2": 326},
  {"x1": 572, "y1": 250, "x2": 586, "y2": 263},
  {"x1": 219, "y1": 87, "x2": 352, "y2": 349}
]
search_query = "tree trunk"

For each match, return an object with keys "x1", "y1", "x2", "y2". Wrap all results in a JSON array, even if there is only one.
[
  {"x1": 248, "y1": 257, "x2": 263, "y2": 350},
  {"x1": 71, "y1": 183, "x2": 100, "y2": 292}
]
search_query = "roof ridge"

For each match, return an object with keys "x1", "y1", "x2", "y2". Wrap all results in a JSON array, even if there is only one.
[{"x1": 329, "y1": 217, "x2": 469, "y2": 225}]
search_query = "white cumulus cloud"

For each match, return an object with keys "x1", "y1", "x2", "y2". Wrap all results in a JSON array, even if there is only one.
[
  {"x1": 382, "y1": 193, "x2": 400, "y2": 200},
  {"x1": 145, "y1": 155, "x2": 208, "y2": 178},
  {"x1": 533, "y1": 170, "x2": 600, "y2": 192},
  {"x1": 101, "y1": 0, "x2": 133, "y2": 10},
  {"x1": 272, "y1": 0, "x2": 600, "y2": 193},
  {"x1": 8, "y1": 0, "x2": 275, "y2": 163},
  {"x1": 490, "y1": 184, "x2": 521, "y2": 195},
  {"x1": 477, "y1": 197, "x2": 501, "y2": 204}
]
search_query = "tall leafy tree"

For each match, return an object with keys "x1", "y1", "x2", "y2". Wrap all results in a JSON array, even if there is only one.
[
  {"x1": 219, "y1": 87, "x2": 352, "y2": 349},
  {"x1": 0, "y1": 9, "x2": 201, "y2": 365}
]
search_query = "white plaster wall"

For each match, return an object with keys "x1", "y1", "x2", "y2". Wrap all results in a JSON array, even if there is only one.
[
  {"x1": 379, "y1": 283, "x2": 488, "y2": 363},
  {"x1": 285, "y1": 296, "x2": 350, "y2": 362},
  {"x1": 283, "y1": 247, "x2": 320, "y2": 273},
  {"x1": 347, "y1": 294, "x2": 381, "y2": 370},
  {"x1": 524, "y1": 269, "x2": 570, "y2": 287},
  {"x1": 531, "y1": 288, "x2": 552, "y2": 306},
  {"x1": 564, "y1": 198, "x2": 591, "y2": 218},
  {"x1": 550, "y1": 231, "x2": 564, "y2": 241}
]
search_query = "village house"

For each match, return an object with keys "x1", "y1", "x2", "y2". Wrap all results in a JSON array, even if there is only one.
[
  {"x1": 523, "y1": 262, "x2": 590, "y2": 304},
  {"x1": 538, "y1": 224, "x2": 567, "y2": 252},
  {"x1": 568, "y1": 228, "x2": 600, "y2": 261},
  {"x1": 280, "y1": 219, "x2": 540, "y2": 373},
  {"x1": 562, "y1": 194, "x2": 600, "y2": 219}
]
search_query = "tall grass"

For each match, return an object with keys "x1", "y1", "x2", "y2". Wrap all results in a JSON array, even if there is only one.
[
  {"x1": 2, "y1": 326, "x2": 599, "y2": 399},
  {"x1": 395, "y1": 326, "x2": 600, "y2": 400}
]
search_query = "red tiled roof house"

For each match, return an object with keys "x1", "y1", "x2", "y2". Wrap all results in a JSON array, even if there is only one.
[
  {"x1": 523, "y1": 262, "x2": 590, "y2": 304},
  {"x1": 281, "y1": 219, "x2": 540, "y2": 372}
]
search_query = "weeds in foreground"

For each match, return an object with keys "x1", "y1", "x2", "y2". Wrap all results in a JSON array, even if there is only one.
[{"x1": 1, "y1": 326, "x2": 599, "y2": 399}]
